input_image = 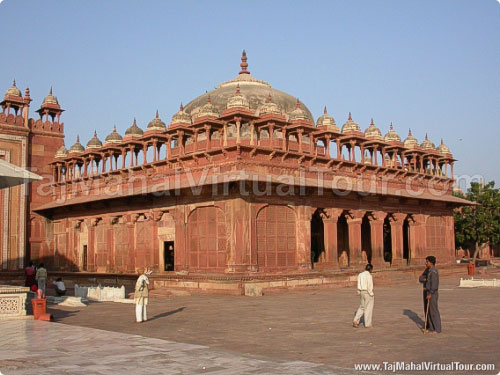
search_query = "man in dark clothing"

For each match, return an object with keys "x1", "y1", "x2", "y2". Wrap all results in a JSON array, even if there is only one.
[{"x1": 419, "y1": 256, "x2": 441, "y2": 334}]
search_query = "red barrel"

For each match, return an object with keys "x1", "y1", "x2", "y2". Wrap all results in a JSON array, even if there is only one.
[{"x1": 467, "y1": 264, "x2": 475, "y2": 276}]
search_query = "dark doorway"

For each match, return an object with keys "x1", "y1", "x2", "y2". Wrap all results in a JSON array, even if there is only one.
[
  {"x1": 362, "y1": 215, "x2": 372, "y2": 263},
  {"x1": 310, "y1": 209, "x2": 325, "y2": 267},
  {"x1": 164, "y1": 241, "x2": 175, "y2": 271},
  {"x1": 82, "y1": 245, "x2": 88, "y2": 271},
  {"x1": 383, "y1": 217, "x2": 392, "y2": 263},
  {"x1": 403, "y1": 218, "x2": 410, "y2": 264},
  {"x1": 337, "y1": 214, "x2": 349, "y2": 267}
]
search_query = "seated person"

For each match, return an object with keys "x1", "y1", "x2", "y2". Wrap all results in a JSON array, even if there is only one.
[{"x1": 52, "y1": 277, "x2": 66, "y2": 296}]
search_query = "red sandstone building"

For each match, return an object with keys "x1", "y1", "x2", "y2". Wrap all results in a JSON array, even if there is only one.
[{"x1": 1, "y1": 52, "x2": 470, "y2": 278}]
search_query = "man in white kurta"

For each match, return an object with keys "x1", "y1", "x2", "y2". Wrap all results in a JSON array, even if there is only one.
[
  {"x1": 353, "y1": 264, "x2": 374, "y2": 328},
  {"x1": 134, "y1": 268, "x2": 151, "y2": 323}
]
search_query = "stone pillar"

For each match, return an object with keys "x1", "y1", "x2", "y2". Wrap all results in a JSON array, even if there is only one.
[
  {"x1": 296, "y1": 206, "x2": 313, "y2": 270},
  {"x1": 297, "y1": 129, "x2": 304, "y2": 153},
  {"x1": 250, "y1": 122, "x2": 255, "y2": 146},
  {"x1": 323, "y1": 208, "x2": 343, "y2": 269},
  {"x1": 171, "y1": 207, "x2": 187, "y2": 272},
  {"x1": 389, "y1": 213, "x2": 407, "y2": 267},
  {"x1": 166, "y1": 136, "x2": 172, "y2": 159},
  {"x1": 346, "y1": 210, "x2": 365, "y2": 267},
  {"x1": 205, "y1": 125, "x2": 211, "y2": 151},
  {"x1": 408, "y1": 214, "x2": 427, "y2": 265},
  {"x1": 368, "y1": 211, "x2": 386, "y2": 267},
  {"x1": 236, "y1": 119, "x2": 241, "y2": 144},
  {"x1": 227, "y1": 199, "x2": 251, "y2": 272}
]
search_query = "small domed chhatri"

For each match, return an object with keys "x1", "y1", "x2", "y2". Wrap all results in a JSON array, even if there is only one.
[
  {"x1": 288, "y1": 99, "x2": 310, "y2": 121},
  {"x1": 42, "y1": 87, "x2": 59, "y2": 105},
  {"x1": 226, "y1": 85, "x2": 250, "y2": 109},
  {"x1": 196, "y1": 96, "x2": 219, "y2": 118},
  {"x1": 342, "y1": 113, "x2": 361, "y2": 133},
  {"x1": 69, "y1": 136, "x2": 85, "y2": 154},
  {"x1": 384, "y1": 123, "x2": 401, "y2": 143},
  {"x1": 124, "y1": 118, "x2": 144, "y2": 138},
  {"x1": 147, "y1": 111, "x2": 167, "y2": 131},
  {"x1": 105, "y1": 126, "x2": 123, "y2": 145},
  {"x1": 421, "y1": 134, "x2": 436, "y2": 150},
  {"x1": 55, "y1": 143, "x2": 68, "y2": 158},
  {"x1": 404, "y1": 129, "x2": 419, "y2": 149},
  {"x1": 258, "y1": 94, "x2": 282, "y2": 116},
  {"x1": 364, "y1": 119, "x2": 382, "y2": 140},
  {"x1": 316, "y1": 107, "x2": 338, "y2": 131},
  {"x1": 86, "y1": 131, "x2": 103, "y2": 149},
  {"x1": 437, "y1": 139, "x2": 451, "y2": 155},
  {"x1": 171, "y1": 104, "x2": 192, "y2": 125},
  {"x1": 5, "y1": 80, "x2": 21, "y2": 97}
]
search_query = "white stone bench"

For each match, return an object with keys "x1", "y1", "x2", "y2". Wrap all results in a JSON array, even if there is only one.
[{"x1": 74, "y1": 284, "x2": 126, "y2": 301}]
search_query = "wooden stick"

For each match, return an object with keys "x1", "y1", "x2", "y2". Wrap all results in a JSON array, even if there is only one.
[{"x1": 423, "y1": 298, "x2": 430, "y2": 334}]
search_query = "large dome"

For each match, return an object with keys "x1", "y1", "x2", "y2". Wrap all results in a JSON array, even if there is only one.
[{"x1": 183, "y1": 51, "x2": 313, "y2": 121}]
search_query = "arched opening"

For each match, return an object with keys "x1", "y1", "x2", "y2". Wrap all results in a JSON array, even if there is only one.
[
  {"x1": 361, "y1": 215, "x2": 372, "y2": 263},
  {"x1": 403, "y1": 217, "x2": 410, "y2": 264},
  {"x1": 337, "y1": 213, "x2": 349, "y2": 267},
  {"x1": 310, "y1": 209, "x2": 325, "y2": 268},
  {"x1": 383, "y1": 217, "x2": 392, "y2": 264}
]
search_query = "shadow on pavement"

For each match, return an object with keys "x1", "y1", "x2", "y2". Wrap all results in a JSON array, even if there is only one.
[
  {"x1": 403, "y1": 309, "x2": 424, "y2": 329},
  {"x1": 148, "y1": 307, "x2": 186, "y2": 322}
]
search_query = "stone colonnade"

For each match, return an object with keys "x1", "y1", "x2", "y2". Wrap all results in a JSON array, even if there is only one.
[{"x1": 30, "y1": 199, "x2": 456, "y2": 274}]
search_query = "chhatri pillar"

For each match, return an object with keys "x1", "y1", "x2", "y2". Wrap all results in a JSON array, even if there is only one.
[
  {"x1": 389, "y1": 213, "x2": 407, "y2": 267},
  {"x1": 322, "y1": 208, "x2": 343, "y2": 269},
  {"x1": 368, "y1": 211, "x2": 386, "y2": 268},
  {"x1": 346, "y1": 210, "x2": 365, "y2": 267}
]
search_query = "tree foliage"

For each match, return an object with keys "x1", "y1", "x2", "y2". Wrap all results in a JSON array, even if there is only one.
[{"x1": 454, "y1": 181, "x2": 500, "y2": 260}]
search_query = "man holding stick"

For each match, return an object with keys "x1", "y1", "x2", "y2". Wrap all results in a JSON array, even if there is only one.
[{"x1": 419, "y1": 256, "x2": 441, "y2": 334}]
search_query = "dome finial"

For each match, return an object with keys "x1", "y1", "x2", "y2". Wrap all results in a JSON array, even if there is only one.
[
  {"x1": 113, "y1": 125, "x2": 117, "y2": 131},
  {"x1": 239, "y1": 50, "x2": 250, "y2": 75},
  {"x1": 390, "y1": 122, "x2": 394, "y2": 130},
  {"x1": 348, "y1": 112, "x2": 352, "y2": 121},
  {"x1": 133, "y1": 117, "x2": 137, "y2": 126},
  {"x1": 425, "y1": 133, "x2": 429, "y2": 140},
  {"x1": 180, "y1": 103, "x2": 184, "y2": 111},
  {"x1": 49, "y1": 87, "x2": 53, "y2": 96},
  {"x1": 156, "y1": 110, "x2": 159, "y2": 119},
  {"x1": 441, "y1": 138, "x2": 444, "y2": 145},
  {"x1": 93, "y1": 130, "x2": 97, "y2": 138},
  {"x1": 13, "y1": 79, "x2": 16, "y2": 87},
  {"x1": 296, "y1": 98, "x2": 301, "y2": 109},
  {"x1": 76, "y1": 135, "x2": 80, "y2": 143},
  {"x1": 408, "y1": 128, "x2": 412, "y2": 136},
  {"x1": 370, "y1": 118, "x2": 374, "y2": 125},
  {"x1": 324, "y1": 106, "x2": 327, "y2": 115}
]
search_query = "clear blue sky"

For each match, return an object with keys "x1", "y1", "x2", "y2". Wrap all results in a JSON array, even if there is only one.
[{"x1": 1, "y1": 0, "x2": 499, "y2": 187}]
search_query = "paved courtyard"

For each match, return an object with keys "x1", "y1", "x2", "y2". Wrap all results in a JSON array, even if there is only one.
[{"x1": 1, "y1": 270, "x2": 499, "y2": 374}]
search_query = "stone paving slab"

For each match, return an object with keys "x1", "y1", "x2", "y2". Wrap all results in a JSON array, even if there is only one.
[
  {"x1": 0, "y1": 320, "x2": 359, "y2": 375},
  {"x1": 2, "y1": 271, "x2": 500, "y2": 375}
]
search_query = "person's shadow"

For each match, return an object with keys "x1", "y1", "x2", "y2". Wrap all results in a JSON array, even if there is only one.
[
  {"x1": 148, "y1": 307, "x2": 186, "y2": 322},
  {"x1": 403, "y1": 309, "x2": 424, "y2": 329}
]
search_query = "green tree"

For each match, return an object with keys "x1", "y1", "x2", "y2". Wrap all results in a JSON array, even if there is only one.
[{"x1": 454, "y1": 181, "x2": 500, "y2": 263}]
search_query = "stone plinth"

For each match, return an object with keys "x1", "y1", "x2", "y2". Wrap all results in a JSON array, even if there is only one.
[
  {"x1": 0, "y1": 285, "x2": 34, "y2": 320},
  {"x1": 75, "y1": 284, "x2": 126, "y2": 301}
]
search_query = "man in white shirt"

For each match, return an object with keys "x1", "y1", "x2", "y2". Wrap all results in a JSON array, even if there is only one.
[{"x1": 353, "y1": 263, "x2": 374, "y2": 328}]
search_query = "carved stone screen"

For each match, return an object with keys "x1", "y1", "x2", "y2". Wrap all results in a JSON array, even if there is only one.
[
  {"x1": 257, "y1": 205, "x2": 296, "y2": 270},
  {"x1": 188, "y1": 207, "x2": 227, "y2": 271}
]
